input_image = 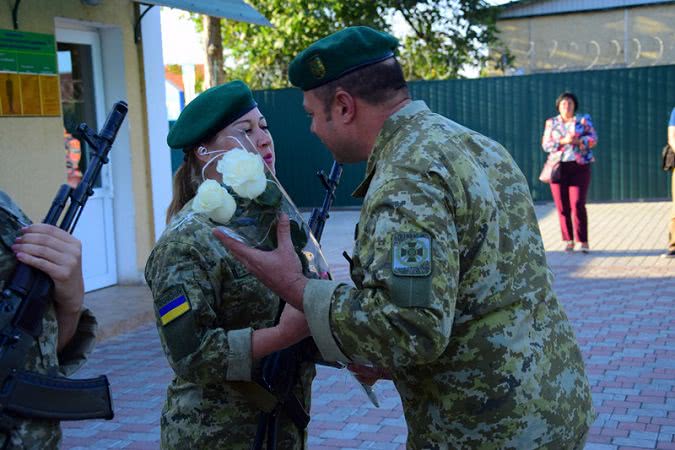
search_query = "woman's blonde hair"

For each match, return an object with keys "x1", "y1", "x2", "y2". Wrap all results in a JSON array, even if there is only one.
[{"x1": 166, "y1": 148, "x2": 201, "y2": 223}]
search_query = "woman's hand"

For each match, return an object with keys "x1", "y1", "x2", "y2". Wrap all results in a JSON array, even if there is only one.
[
  {"x1": 560, "y1": 132, "x2": 580, "y2": 146},
  {"x1": 276, "y1": 303, "x2": 310, "y2": 346},
  {"x1": 12, "y1": 224, "x2": 84, "y2": 349},
  {"x1": 252, "y1": 304, "x2": 310, "y2": 360},
  {"x1": 559, "y1": 135, "x2": 573, "y2": 145}
]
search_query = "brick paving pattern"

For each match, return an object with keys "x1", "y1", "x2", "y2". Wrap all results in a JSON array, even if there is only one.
[{"x1": 61, "y1": 201, "x2": 674, "y2": 449}]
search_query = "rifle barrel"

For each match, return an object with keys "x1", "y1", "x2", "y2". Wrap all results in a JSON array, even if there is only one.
[
  {"x1": 308, "y1": 162, "x2": 342, "y2": 242},
  {"x1": 60, "y1": 101, "x2": 128, "y2": 233}
]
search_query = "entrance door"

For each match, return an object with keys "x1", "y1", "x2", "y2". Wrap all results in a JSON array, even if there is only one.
[{"x1": 56, "y1": 28, "x2": 117, "y2": 292}]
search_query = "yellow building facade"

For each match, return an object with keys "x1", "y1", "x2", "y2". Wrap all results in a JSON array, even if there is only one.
[
  {"x1": 0, "y1": 1, "x2": 158, "y2": 288},
  {"x1": 493, "y1": 0, "x2": 675, "y2": 74}
]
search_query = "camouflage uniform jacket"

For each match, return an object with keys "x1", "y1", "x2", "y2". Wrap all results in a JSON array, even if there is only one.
[
  {"x1": 144, "y1": 198, "x2": 314, "y2": 450},
  {"x1": 303, "y1": 101, "x2": 595, "y2": 449},
  {"x1": 0, "y1": 190, "x2": 97, "y2": 450}
]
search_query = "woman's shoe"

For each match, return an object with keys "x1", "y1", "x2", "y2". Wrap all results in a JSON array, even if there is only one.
[
  {"x1": 578, "y1": 243, "x2": 590, "y2": 254},
  {"x1": 564, "y1": 241, "x2": 574, "y2": 252}
]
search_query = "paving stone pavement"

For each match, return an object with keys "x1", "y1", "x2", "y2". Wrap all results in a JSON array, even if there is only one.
[{"x1": 61, "y1": 201, "x2": 675, "y2": 449}]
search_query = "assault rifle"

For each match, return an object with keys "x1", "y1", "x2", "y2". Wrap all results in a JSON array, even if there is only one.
[
  {"x1": 253, "y1": 162, "x2": 343, "y2": 450},
  {"x1": 307, "y1": 161, "x2": 343, "y2": 243},
  {"x1": 0, "y1": 101, "x2": 127, "y2": 444}
]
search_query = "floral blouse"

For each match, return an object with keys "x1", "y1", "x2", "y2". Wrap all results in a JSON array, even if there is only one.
[{"x1": 542, "y1": 114, "x2": 598, "y2": 165}]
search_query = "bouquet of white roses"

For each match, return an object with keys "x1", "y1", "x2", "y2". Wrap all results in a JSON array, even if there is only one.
[
  {"x1": 193, "y1": 137, "x2": 379, "y2": 406},
  {"x1": 192, "y1": 136, "x2": 330, "y2": 280}
]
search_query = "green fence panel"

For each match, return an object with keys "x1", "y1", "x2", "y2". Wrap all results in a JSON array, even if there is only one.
[
  {"x1": 251, "y1": 65, "x2": 675, "y2": 207},
  {"x1": 407, "y1": 66, "x2": 675, "y2": 202}
]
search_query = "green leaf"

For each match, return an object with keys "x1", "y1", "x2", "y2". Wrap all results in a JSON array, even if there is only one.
[
  {"x1": 255, "y1": 179, "x2": 282, "y2": 207},
  {"x1": 289, "y1": 220, "x2": 308, "y2": 251}
]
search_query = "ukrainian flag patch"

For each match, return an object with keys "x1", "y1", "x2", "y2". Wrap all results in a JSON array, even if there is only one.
[{"x1": 158, "y1": 294, "x2": 191, "y2": 326}]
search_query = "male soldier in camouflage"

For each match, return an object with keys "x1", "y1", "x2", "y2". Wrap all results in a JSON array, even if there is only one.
[
  {"x1": 216, "y1": 27, "x2": 595, "y2": 449},
  {"x1": 0, "y1": 190, "x2": 97, "y2": 449},
  {"x1": 145, "y1": 80, "x2": 314, "y2": 449}
]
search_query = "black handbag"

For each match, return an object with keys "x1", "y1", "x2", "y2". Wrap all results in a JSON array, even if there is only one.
[
  {"x1": 539, "y1": 153, "x2": 562, "y2": 184},
  {"x1": 662, "y1": 144, "x2": 675, "y2": 171}
]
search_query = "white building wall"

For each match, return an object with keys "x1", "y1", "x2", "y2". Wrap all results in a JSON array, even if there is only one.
[{"x1": 141, "y1": 5, "x2": 172, "y2": 241}]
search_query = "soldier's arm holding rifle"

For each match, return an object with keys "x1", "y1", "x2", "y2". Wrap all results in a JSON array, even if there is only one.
[
  {"x1": 12, "y1": 223, "x2": 84, "y2": 351},
  {"x1": 0, "y1": 101, "x2": 124, "y2": 449}
]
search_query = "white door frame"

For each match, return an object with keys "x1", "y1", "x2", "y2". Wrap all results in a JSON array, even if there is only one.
[{"x1": 56, "y1": 26, "x2": 117, "y2": 291}]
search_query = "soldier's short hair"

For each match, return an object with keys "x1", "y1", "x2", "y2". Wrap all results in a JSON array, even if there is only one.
[{"x1": 314, "y1": 58, "x2": 409, "y2": 119}]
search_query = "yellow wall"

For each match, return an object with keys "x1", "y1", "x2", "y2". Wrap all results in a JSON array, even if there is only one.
[
  {"x1": 0, "y1": 0, "x2": 153, "y2": 273},
  {"x1": 492, "y1": 4, "x2": 675, "y2": 74}
]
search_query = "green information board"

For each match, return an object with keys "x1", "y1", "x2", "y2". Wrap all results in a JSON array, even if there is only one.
[
  {"x1": 0, "y1": 29, "x2": 60, "y2": 116},
  {"x1": 0, "y1": 29, "x2": 57, "y2": 74}
]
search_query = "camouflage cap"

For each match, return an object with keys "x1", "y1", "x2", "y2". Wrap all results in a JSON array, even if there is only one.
[
  {"x1": 288, "y1": 26, "x2": 399, "y2": 91},
  {"x1": 167, "y1": 80, "x2": 257, "y2": 150}
]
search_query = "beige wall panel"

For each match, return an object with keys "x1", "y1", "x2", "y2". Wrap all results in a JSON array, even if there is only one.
[
  {"x1": 0, "y1": 117, "x2": 65, "y2": 221},
  {"x1": 495, "y1": 4, "x2": 675, "y2": 74},
  {"x1": 631, "y1": 8, "x2": 675, "y2": 66},
  {"x1": 496, "y1": 19, "x2": 532, "y2": 70},
  {"x1": 0, "y1": 0, "x2": 153, "y2": 273}
]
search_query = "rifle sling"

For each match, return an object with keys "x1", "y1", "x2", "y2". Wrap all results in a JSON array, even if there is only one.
[{"x1": 230, "y1": 382, "x2": 309, "y2": 431}]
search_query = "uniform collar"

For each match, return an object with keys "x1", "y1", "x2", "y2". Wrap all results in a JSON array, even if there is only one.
[{"x1": 351, "y1": 101, "x2": 429, "y2": 198}]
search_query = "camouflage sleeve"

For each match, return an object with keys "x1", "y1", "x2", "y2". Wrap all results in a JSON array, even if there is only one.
[
  {"x1": 145, "y1": 240, "x2": 253, "y2": 385},
  {"x1": 303, "y1": 279, "x2": 349, "y2": 362},
  {"x1": 308, "y1": 174, "x2": 461, "y2": 367},
  {"x1": 57, "y1": 307, "x2": 97, "y2": 376}
]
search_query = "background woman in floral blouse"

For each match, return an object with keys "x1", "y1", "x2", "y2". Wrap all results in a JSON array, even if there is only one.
[{"x1": 542, "y1": 91, "x2": 598, "y2": 253}]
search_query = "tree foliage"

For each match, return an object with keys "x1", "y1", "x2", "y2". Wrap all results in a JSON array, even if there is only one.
[
  {"x1": 195, "y1": 0, "x2": 503, "y2": 89},
  {"x1": 392, "y1": 0, "x2": 501, "y2": 80}
]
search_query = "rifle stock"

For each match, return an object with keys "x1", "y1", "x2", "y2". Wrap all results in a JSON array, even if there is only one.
[
  {"x1": 0, "y1": 370, "x2": 113, "y2": 421},
  {"x1": 0, "y1": 101, "x2": 128, "y2": 428}
]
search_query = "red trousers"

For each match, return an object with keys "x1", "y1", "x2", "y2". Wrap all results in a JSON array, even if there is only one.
[{"x1": 550, "y1": 161, "x2": 591, "y2": 243}]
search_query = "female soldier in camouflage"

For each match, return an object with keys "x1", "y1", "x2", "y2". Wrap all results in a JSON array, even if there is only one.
[{"x1": 144, "y1": 81, "x2": 314, "y2": 449}]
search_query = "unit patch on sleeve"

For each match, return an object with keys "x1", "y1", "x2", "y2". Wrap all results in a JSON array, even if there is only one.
[
  {"x1": 392, "y1": 232, "x2": 432, "y2": 277},
  {"x1": 158, "y1": 291, "x2": 192, "y2": 325}
]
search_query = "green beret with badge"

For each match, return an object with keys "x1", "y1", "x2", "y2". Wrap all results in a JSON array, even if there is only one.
[
  {"x1": 288, "y1": 26, "x2": 399, "y2": 91},
  {"x1": 167, "y1": 80, "x2": 257, "y2": 151}
]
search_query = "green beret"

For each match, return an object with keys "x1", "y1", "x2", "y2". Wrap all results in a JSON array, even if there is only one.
[
  {"x1": 289, "y1": 26, "x2": 399, "y2": 91},
  {"x1": 167, "y1": 80, "x2": 257, "y2": 150}
]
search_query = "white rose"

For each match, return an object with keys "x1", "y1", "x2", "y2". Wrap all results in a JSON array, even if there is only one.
[
  {"x1": 216, "y1": 148, "x2": 267, "y2": 199},
  {"x1": 209, "y1": 199, "x2": 236, "y2": 224},
  {"x1": 192, "y1": 179, "x2": 236, "y2": 224}
]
